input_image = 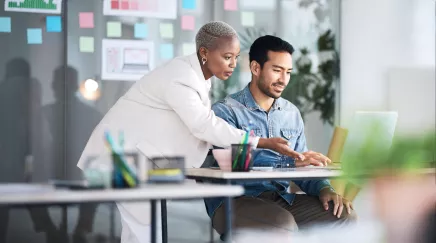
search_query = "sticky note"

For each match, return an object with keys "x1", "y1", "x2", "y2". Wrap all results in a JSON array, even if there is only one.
[
  {"x1": 182, "y1": 0, "x2": 196, "y2": 9},
  {"x1": 181, "y1": 15, "x2": 195, "y2": 31},
  {"x1": 79, "y1": 12, "x2": 94, "y2": 28},
  {"x1": 224, "y1": 0, "x2": 238, "y2": 11},
  {"x1": 27, "y1": 28, "x2": 42, "y2": 44},
  {"x1": 160, "y1": 44, "x2": 174, "y2": 59},
  {"x1": 241, "y1": 12, "x2": 255, "y2": 27},
  {"x1": 159, "y1": 23, "x2": 173, "y2": 39},
  {"x1": 182, "y1": 43, "x2": 196, "y2": 55},
  {"x1": 0, "y1": 17, "x2": 11, "y2": 33},
  {"x1": 79, "y1": 36, "x2": 94, "y2": 53},
  {"x1": 107, "y1": 21, "x2": 122, "y2": 37},
  {"x1": 46, "y1": 16, "x2": 62, "y2": 32},
  {"x1": 134, "y1": 23, "x2": 147, "y2": 39}
]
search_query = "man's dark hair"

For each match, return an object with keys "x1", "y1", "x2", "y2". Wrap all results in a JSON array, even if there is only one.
[{"x1": 249, "y1": 35, "x2": 295, "y2": 68}]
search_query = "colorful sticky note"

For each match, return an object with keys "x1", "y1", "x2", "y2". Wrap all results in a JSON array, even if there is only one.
[
  {"x1": 27, "y1": 28, "x2": 42, "y2": 44},
  {"x1": 182, "y1": 43, "x2": 196, "y2": 55},
  {"x1": 241, "y1": 12, "x2": 255, "y2": 27},
  {"x1": 160, "y1": 44, "x2": 174, "y2": 59},
  {"x1": 134, "y1": 23, "x2": 147, "y2": 39},
  {"x1": 224, "y1": 0, "x2": 238, "y2": 11},
  {"x1": 79, "y1": 12, "x2": 94, "y2": 28},
  {"x1": 0, "y1": 17, "x2": 11, "y2": 33},
  {"x1": 107, "y1": 21, "x2": 122, "y2": 37},
  {"x1": 79, "y1": 36, "x2": 94, "y2": 53},
  {"x1": 159, "y1": 23, "x2": 174, "y2": 39},
  {"x1": 182, "y1": 0, "x2": 196, "y2": 9},
  {"x1": 46, "y1": 16, "x2": 62, "y2": 32},
  {"x1": 181, "y1": 15, "x2": 195, "y2": 31}
]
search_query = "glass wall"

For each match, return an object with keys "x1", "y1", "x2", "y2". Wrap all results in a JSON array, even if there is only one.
[{"x1": 0, "y1": 0, "x2": 339, "y2": 242}]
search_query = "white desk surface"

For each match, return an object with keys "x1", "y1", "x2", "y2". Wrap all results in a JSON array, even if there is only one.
[
  {"x1": 0, "y1": 183, "x2": 244, "y2": 205},
  {"x1": 186, "y1": 168, "x2": 342, "y2": 180}
]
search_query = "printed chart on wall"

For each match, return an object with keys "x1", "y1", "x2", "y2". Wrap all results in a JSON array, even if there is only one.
[
  {"x1": 5, "y1": 0, "x2": 62, "y2": 14},
  {"x1": 102, "y1": 39, "x2": 154, "y2": 81},
  {"x1": 103, "y1": 0, "x2": 177, "y2": 19}
]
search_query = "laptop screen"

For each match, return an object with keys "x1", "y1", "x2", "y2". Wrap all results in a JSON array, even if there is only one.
[{"x1": 340, "y1": 111, "x2": 398, "y2": 164}]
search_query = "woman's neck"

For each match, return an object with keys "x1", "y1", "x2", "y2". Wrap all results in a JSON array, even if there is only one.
[{"x1": 197, "y1": 52, "x2": 213, "y2": 80}]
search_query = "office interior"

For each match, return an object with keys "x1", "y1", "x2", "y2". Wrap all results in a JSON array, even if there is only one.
[{"x1": 0, "y1": 0, "x2": 434, "y2": 243}]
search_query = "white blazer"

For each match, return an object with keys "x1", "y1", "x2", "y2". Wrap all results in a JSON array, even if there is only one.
[{"x1": 77, "y1": 53, "x2": 252, "y2": 243}]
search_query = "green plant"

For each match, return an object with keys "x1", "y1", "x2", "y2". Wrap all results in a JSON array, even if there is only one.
[
  {"x1": 340, "y1": 124, "x2": 435, "y2": 186},
  {"x1": 282, "y1": 30, "x2": 339, "y2": 125}
]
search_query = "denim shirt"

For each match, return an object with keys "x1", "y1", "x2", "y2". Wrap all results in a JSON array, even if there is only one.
[{"x1": 203, "y1": 84, "x2": 332, "y2": 217}]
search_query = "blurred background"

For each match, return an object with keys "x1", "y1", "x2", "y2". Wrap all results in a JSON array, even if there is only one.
[{"x1": 0, "y1": 0, "x2": 434, "y2": 242}]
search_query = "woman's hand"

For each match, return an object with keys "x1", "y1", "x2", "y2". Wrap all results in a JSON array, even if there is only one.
[{"x1": 258, "y1": 137, "x2": 305, "y2": 160}]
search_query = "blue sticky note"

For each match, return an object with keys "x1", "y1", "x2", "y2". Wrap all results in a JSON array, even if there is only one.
[
  {"x1": 0, "y1": 17, "x2": 11, "y2": 33},
  {"x1": 182, "y1": 0, "x2": 196, "y2": 9},
  {"x1": 27, "y1": 28, "x2": 42, "y2": 44},
  {"x1": 46, "y1": 16, "x2": 62, "y2": 32},
  {"x1": 134, "y1": 23, "x2": 147, "y2": 39},
  {"x1": 160, "y1": 44, "x2": 174, "y2": 59}
]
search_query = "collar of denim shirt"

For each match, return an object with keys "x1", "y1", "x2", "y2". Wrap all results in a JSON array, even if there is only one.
[{"x1": 239, "y1": 83, "x2": 282, "y2": 112}]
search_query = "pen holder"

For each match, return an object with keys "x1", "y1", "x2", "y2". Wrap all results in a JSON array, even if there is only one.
[
  {"x1": 147, "y1": 156, "x2": 185, "y2": 183},
  {"x1": 231, "y1": 144, "x2": 253, "y2": 172},
  {"x1": 111, "y1": 151, "x2": 140, "y2": 188}
]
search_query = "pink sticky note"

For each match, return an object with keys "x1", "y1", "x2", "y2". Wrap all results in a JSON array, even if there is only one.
[
  {"x1": 181, "y1": 15, "x2": 195, "y2": 31},
  {"x1": 224, "y1": 0, "x2": 238, "y2": 11},
  {"x1": 79, "y1": 12, "x2": 94, "y2": 28}
]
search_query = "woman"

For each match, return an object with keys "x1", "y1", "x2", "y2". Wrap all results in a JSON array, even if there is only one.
[{"x1": 77, "y1": 21, "x2": 303, "y2": 242}]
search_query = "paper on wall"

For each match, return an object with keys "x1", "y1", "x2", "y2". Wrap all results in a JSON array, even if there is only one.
[
  {"x1": 5, "y1": 0, "x2": 62, "y2": 14},
  {"x1": 103, "y1": 0, "x2": 177, "y2": 19},
  {"x1": 101, "y1": 39, "x2": 154, "y2": 81}
]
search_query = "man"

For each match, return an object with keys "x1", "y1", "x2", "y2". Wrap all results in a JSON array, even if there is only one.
[{"x1": 205, "y1": 35, "x2": 357, "y2": 235}]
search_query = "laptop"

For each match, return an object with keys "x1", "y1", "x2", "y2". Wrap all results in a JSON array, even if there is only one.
[
  {"x1": 339, "y1": 111, "x2": 398, "y2": 166},
  {"x1": 122, "y1": 48, "x2": 150, "y2": 73},
  {"x1": 274, "y1": 111, "x2": 398, "y2": 172}
]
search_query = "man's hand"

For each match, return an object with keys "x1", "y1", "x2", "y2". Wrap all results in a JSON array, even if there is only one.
[
  {"x1": 258, "y1": 137, "x2": 305, "y2": 160},
  {"x1": 342, "y1": 197, "x2": 354, "y2": 215},
  {"x1": 294, "y1": 151, "x2": 331, "y2": 167},
  {"x1": 319, "y1": 187, "x2": 353, "y2": 218}
]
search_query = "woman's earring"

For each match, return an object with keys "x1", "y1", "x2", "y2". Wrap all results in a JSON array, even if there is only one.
[{"x1": 202, "y1": 57, "x2": 207, "y2": 65}]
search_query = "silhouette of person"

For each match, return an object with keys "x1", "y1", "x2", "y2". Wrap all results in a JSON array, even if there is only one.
[
  {"x1": 43, "y1": 66, "x2": 102, "y2": 243},
  {"x1": 0, "y1": 58, "x2": 60, "y2": 243}
]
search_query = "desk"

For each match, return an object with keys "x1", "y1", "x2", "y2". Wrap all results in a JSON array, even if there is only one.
[
  {"x1": 185, "y1": 167, "x2": 342, "y2": 242},
  {"x1": 186, "y1": 167, "x2": 342, "y2": 181},
  {"x1": 0, "y1": 183, "x2": 244, "y2": 243}
]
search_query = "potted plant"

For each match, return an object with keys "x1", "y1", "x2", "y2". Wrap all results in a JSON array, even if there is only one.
[{"x1": 340, "y1": 126, "x2": 435, "y2": 243}]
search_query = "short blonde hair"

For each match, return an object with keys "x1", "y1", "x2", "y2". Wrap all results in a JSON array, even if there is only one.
[{"x1": 195, "y1": 21, "x2": 237, "y2": 51}]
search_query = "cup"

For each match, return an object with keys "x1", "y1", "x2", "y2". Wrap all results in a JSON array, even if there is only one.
[{"x1": 231, "y1": 144, "x2": 253, "y2": 172}]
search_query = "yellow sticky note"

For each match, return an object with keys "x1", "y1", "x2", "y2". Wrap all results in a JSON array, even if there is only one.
[
  {"x1": 182, "y1": 43, "x2": 196, "y2": 55},
  {"x1": 107, "y1": 21, "x2": 122, "y2": 37},
  {"x1": 80, "y1": 36, "x2": 94, "y2": 53},
  {"x1": 241, "y1": 12, "x2": 255, "y2": 27},
  {"x1": 160, "y1": 23, "x2": 174, "y2": 39}
]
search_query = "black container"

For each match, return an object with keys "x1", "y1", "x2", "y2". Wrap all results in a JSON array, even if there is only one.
[{"x1": 231, "y1": 144, "x2": 253, "y2": 172}]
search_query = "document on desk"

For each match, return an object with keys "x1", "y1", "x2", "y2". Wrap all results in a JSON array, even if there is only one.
[{"x1": 0, "y1": 184, "x2": 53, "y2": 194}]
